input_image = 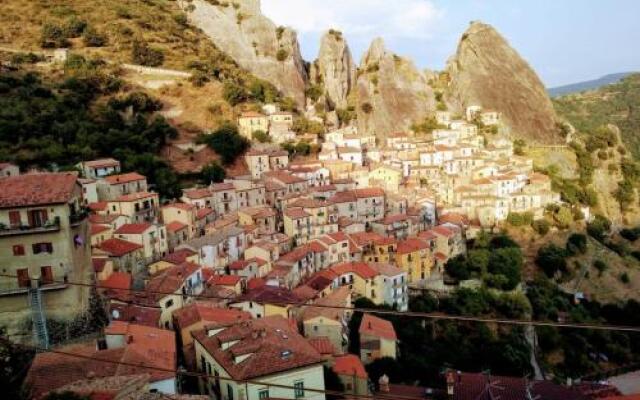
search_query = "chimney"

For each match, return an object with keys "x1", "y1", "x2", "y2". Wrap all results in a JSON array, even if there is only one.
[
  {"x1": 446, "y1": 371, "x2": 455, "y2": 397},
  {"x1": 378, "y1": 374, "x2": 390, "y2": 393}
]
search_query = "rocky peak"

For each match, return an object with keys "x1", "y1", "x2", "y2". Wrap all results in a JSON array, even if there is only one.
[
  {"x1": 445, "y1": 21, "x2": 559, "y2": 143},
  {"x1": 183, "y1": 0, "x2": 307, "y2": 106},
  {"x1": 356, "y1": 38, "x2": 435, "y2": 138},
  {"x1": 312, "y1": 29, "x2": 356, "y2": 110}
]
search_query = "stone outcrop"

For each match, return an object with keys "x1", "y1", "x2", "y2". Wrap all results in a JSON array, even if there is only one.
[
  {"x1": 311, "y1": 30, "x2": 356, "y2": 110},
  {"x1": 183, "y1": 0, "x2": 307, "y2": 106},
  {"x1": 445, "y1": 21, "x2": 559, "y2": 144},
  {"x1": 356, "y1": 38, "x2": 435, "y2": 138}
]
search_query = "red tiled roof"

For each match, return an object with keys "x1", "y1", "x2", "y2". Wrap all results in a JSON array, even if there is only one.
[
  {"x1": 233, "y1": 286, "x2": 301, "y2": 306},
  {"x1": 353, "y1": 187, "x2": 385, "y2": 198},
  {"x1": 211, "y1": 182, "x2": 234, "y2": 192},
  {"x1": 333, "y1": 354, "x2": 368, "y2": 379},
  {"x1": 173, "y1": 302, "x2": 251, "y2": 329},
  {"x1": 247, "y1": 277, "x2": 266, "y2": 290},
  {"x1": 183, "y1": 188, "x2": 211, "y2": 199},
  {"x1": 114, "y1": 223, "x2": 152, "y2": 235},
  {"x1": 397, "y1": 238, "x2": 429, "y2": 255},
  {"x1": 109, "y1": 303, "x2": 161, "y2": 328},
  {"x1": 83, "y1": 158, "x2": 120, "y2": 168},
  {"x1": 91, "y1": 224, "x2": 111, "y2": 235},
  {"x1": 240, "y1": 111, "x2": 265, "y2": 118},
  {"x1": 264, "y1": 170, "x2": 306, "y2": 184},
  {"x1": 307, "y1": 337, "x2": 335, "y2": 355},
  {"x1": 162, "y1": 248, "x2": 196, "y2": 265},
  {"x1": 196, "y1": 207, "x2": 214, "y2": 219},
  {"x1": 115, "y1": 192, "x2": 156, "y2": 202},
  {"x1": 92, "y1": 258, "x2": 108, "y2": 273},
  {"x1": 360, "y1": 314, "x2": 397, "y2": 340},
  {"x1": 191, "y1": 316, "x2": 322, "y2": 381},
  {"x1": 207, "y1": 274, "x2": 242, "y2": 286},
  {"x1": 432, "y1": 225, "x2": 455, "y2": 237},
  {"x1": 88, "y1": 201, "x2": 108, "y2": 212},
  {"x1": 98, "y1": 239, "x2": 142, "y2": 257},
  {"x1": 331, "y1": 262, "x2": 378, "y2": 279},
  {"x1": 166, "y1": 220, "x2": 189, "y2": 233},
  {"x1": 284, "y1": 207, "x2": 310, "y2": 219},
  {"x1": 0, "y1": 172, "x2": 78, "y2": 208},
  {"x1": 103, "y1": 172, "x2": 146, "y2": 185}
]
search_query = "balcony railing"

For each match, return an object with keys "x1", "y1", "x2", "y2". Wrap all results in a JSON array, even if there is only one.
[
  {"x1": 0, "y1": 278, "x2": 67, "y2": 296},
  {"x1": 0, "y1": 218, "x2": 61, "y2": 237},
  {"x1": 69, "y1": 209, "x2": 89, "y2": 227}
]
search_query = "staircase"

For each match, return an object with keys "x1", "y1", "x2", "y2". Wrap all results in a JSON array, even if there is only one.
[{"x1": 29, "y1": 288, "x2": 49, "y2": 350}]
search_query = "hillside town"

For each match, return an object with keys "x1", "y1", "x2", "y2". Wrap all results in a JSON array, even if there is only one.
[{"x1": 5, "y1": 101, "x2": 623, "y2": 400}]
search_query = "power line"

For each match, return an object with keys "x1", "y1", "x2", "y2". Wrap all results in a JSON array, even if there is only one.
[
  {"x1": 17, "y1": 340, "x2": 427, "y2": 400},
  {"x1": 4, "y1": 273, "x2": 640, "y2": 332}
]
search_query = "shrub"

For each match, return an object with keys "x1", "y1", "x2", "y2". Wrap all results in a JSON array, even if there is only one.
[
  {"x1": 536, "y1": 244, "x2": 568, "y2": 278},
  {"x1": 619, "y1": 272, "x2": 630, "y2": 284},
  {"x1": 486, "y1": 247, "x2": 523, "y2": 291},
  {"x1": 553, "y1": 206, "x2": 573, "y2": 229},
  {"x1": 63, "y1": 17, "x2": 87, "y2": 37},
  {"x1": 361, "y1": 102, "x2": 373, "y2": 114},
  {"x1": 173, "y1": 13, "x2": 188, "y2": 27},
  {"x1": 200, "y1": 162, "x2": 226, "y2": 184},
  {"x1": 507, "y1": 212, "x2": 534, "y2": 227},
  {"x1": 532, "y1": 219, "x2": 551, "y2": 236},
  {"x1": 252, "y1": 130, "x2": 270, "y2": 143},
  {"x1": 40, "y1": 23, "x2": 69, "y2": 48},
  {"x1": 593, "y1": 260, "x2": 607, "y2": 276},
  {"x1": 222, "y1": 81, "x2": 247, "y2": 106},
  {"x1": 305, "y1": 85, "x2": 323, "y2": 102},
  {"x1": 10, "y1": 52, "x2": 44, "y2": 64},
  {"x1": 586, "y1": 214, "x2": 611, "y2": 242},
  {"x1": 566, "y1": 233, "x2": 588, "y2": 256},
  {"x1": 82, "y1": 27, "x2": 107, "y2": 47},
  {"x1": 131, "y1": 40, "x2": 164, "y2": 67},
  {"x1": 620, "y1": 227, "x2": 640, "y2": 242},
  {"x1": 445, "y1": 255, "x2": 470, "y2": 281},
  {"x1": 276, "y1": 49, "x2": 288, "y2": 62},
  {"x1": 276, "y1": 26, "x2": 285, "y2": 40}
]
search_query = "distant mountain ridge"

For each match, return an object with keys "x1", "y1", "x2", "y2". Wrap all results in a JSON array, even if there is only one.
[{"x1": 548, "y1": 72, "x2": 636, "y2": 97}]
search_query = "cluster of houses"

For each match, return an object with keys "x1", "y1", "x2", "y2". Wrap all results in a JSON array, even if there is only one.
[{"x1": 0, "y1": 104, "x2": 571, "y2": 400}]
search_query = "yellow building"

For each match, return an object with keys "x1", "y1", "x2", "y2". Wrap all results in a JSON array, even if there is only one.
[
  {"x1": 229, "y1": 286, "x2": 300, "y2": 319},
  {"x1": 238, "y1": 111, "x2": 270, "y2": 139},
  {"x1": 106, "y1": 192, "x2": 159, "y2": 223},
  {"x1": 368, "y1": 165, "x2": 403, "y2": 192},
  {"x1": 283, "y1": 207, "x2": 312, "y2": 244},
  {"x1": 359, "y1": 314, "x2": 397, "y2": 363},
  {"x1": 395, "y1": 237, "x2": 432, "y2": 283}
]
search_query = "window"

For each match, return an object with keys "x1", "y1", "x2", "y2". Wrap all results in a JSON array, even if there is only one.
[
  {"x1": 32, "y1": 242, "x2": 53, "y2": 254},
  {"x1": 258, "y1": 389, "x2": 269, "y2": 399},
  {"x1": 227, "y1": 384, "x2": 234, "y2": 400},
  {"x1": 165, "y1": 299, "x2": 174, "y2": 308},
  {"x1": 28, "y1": 209, "x2": 48, "y2": 227},
  {"x1": 9, "y1": 211, "x2": 21, "y2": 228},
  {"x1": 12, "y1": 245, "x2": 25, "y2": 256},
  {"x1": 200, "y1": 355, "x2": 206, "y2": 372},
  {"x1": 294, "y1": 381, "x2": 304, "y2": 398},
  {"x1": 40, "y1": 266, "x2": 53, "y2": 284},
  {"x1": 17, "y1": 268, "x2": 29, "y2": 288}
]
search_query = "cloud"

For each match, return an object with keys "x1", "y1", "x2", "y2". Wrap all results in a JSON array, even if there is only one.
[{"x1": 261, "y1": 0, "x2": 444, "y2": 40}]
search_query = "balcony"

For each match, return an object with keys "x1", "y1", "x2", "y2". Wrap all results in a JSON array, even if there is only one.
[
  {"x1": 0, "y1": 278, "x2": 67, "y2": 297},
  {"x1": 0, "y1": 218, "x2": 61, "y2": 237},
  {"x1": 69, "y1": 209, "x2": 89, "y2": 227}
]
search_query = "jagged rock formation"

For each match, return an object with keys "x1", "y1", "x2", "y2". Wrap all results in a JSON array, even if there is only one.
[
  {"x1": 356, "y1": 38, "x2": 435, "y2": 138},
  {"x1": 183, "y1": 0, "x2": 307, "y2": 106},
  {"x1": 445, "y1": 21, "x2": 560, "y2": 144},
  {"x1": 311, "y1": 30, "x2": 356, "y2": 110}
]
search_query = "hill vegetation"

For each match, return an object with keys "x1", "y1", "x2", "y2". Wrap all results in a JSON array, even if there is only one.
[{"x1": 548, "y1": 72, "x2": 635, "y2": 97}]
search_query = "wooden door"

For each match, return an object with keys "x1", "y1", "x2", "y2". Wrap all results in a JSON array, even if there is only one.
[
  {"x1": 17, "y1": 269, "x2": 30, "y2": 288},
  {"x1": 40, "y1": 266, "x2": 53, "y2": 285}
]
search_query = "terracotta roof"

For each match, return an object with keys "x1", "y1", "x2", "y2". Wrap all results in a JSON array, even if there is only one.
[
  {"x1": 233, "y1": 286, "x2": 302, "y2": 306},
  {"x1": 431, "y1": 225, "x2": 455, "y2": 237},
  {"x1": 166, "y1": 221, "x2": 189, "y2": 233},
  {"x1": 0, "y1": 172, "x2": 78, "y2": 208},
  {"x1": 89, "y1": 213, "x2": 118, "y2": 224},
  {"x1": 284, "y1": 207, "x2": 310, "y2": 219},
  {"x1": 264, "y1": 170, "x2": 306, "y2": 184},
  {"x1": 360, "y1": 314, "x2": 397, "y2": 340},
  {"x1": 397, "y1": 238, "x2": 429, "y2": 254},
  {"x1": 292, "y1": 285, "x2": 319, "y2": 301},
  {"x1": 88, "y1": 201, "x2": 108, "y2": 212},
  {"x1": 333, "y1": 354, "x2": 368, "y2": 379},
  {"x1": 353, "y1": 187, "x2": 385, "y2": 198},
  {"x1": 211, "y1": 182, "x2": 235, "y2": 192},
  {"x1": 91, "y1": 224, "x2": 111, "y2": 235},
  {"x1": 115, "y1": 192, "x2": 156, "y2": 202},
  {"x1": 92, "y1": 258, "x2": 108, "y2": 273},
  {"x1": 114, "y1": 223, "x2": 152, "y2": 235},
  {"x1": 162, "y1": 249, "x2": 196, "y2": 265},
  {"x1": 109, "y1": 303, "x2": 161, "y2": 328},
  {"x1": 240, "y1": 111, "x2": 266, "y2": 118},
  {"x1": 450, "y1": 372, "x2": 590, "y2": 400},
  {"x1": 100, "y1": 272, "x2": 132, "y2": 291},
  {"x1": 207, "y1": 274, "x2": 242, "y2": 287},
  {"x1": 103, "y1": 172, "x2": 146, "y2": 185},
  {"x1": 380, "y1": 214, "x2": 414, "y2": 225},
  {"x1": 83, "y1": 158, "x2": 120, "y2": 168},
  {"x1": 331, "y1": 262, "x2": 378, "y2": 279},
  {"x1": 369, "y1": 263, "x2": 404, "y2": 277},
  {"x1": 173, "y1": 302, "x2": 250, "y2": 329},
  {"x1": 98, "y1": 239, "x2": 142, "y2": 257},
  {"x1": 183, "y1": 188, "x2": 211, "y2": 199},
  {"x1": 307, "y1": 337, "x2": 335, "y2": 355},
  {"x1": 196, "y1": 207, "x2": 214, "y2": 219},
  {"x1": 191, "y1": 316, "x2": 322, "y2": 380}
]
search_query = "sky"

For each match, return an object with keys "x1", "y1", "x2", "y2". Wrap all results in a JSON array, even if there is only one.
[{"x1": 261, "y1": 0, "x2": 640, "y2": 87}]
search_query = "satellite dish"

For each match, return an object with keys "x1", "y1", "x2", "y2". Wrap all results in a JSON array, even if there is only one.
[{"x1": 112, "y1": 309, "x2": 120, "y2": 319}]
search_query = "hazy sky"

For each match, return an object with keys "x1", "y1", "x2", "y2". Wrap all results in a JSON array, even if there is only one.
[{"x1": 261, "y1": 0, "x2": 640, "y2": 87}]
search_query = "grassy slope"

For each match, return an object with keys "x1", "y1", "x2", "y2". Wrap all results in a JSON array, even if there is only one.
[{"x1": 0, "y1": 0, "x2": 258, "y2": 174}]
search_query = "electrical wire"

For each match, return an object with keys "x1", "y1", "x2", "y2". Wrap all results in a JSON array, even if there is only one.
[
  {"x1": 4, "y1": 273, "x2": 640, "y2": 332},
  {"x1": 16, "y1": 340, "x2": 428, "y2": 400}
]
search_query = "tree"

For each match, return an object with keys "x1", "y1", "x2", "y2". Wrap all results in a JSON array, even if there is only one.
[
  {"x1": 486, "y1": 247, "x2": 522, "y2": 290},
  {"x1": 536, "y1": 244, "x2": 568, "y2": 278},
  {"x1": 201, "y1": 123, "x2": 249, "y2": 165},
  {"x1": 0, "y1": 328, "x2": 35, "y2": 400},
  {"x1": 131, "y1": 40, "x2": 164, "y2": 67},
  {"x1": 566, "y1": 233, "x2": 588, "y2": 255},
  {"x1": 445, "y1": 254, "x2": 470, "y2": 281},
  {"x1": 553, "y1": 206, "x2": 573, "y2": 229},
  {"x1": 532, "y1": 219, "x2": 551, "y2": 236},
  {"x1": 222, "y1": 81, "x2": 247, "y2": 106},
  {"x1": 276, "y1": 49, "x2": 288, "y2": 61},
  {"x1": 323, "y1": 366, "x2": 344, "y2": 400},
  {"x1": 40, "y1": 23, "x2": 69, "y2": 48},
  {"x1": 201, "y1": 162, "x2": 226, "y2": 184},
  {"x1": 361, "y1": 102, "x2": 373, "y2": 114}
]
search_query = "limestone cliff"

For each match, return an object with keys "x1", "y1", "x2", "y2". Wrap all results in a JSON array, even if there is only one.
[
  {"x1": 311, "y1": 30, "x2": 356, "y2": 110},
  {"x1": 357, "y1": 38, "x2": 435, "y2": 137},
  {"x1": 446, "y1": 21, "x2": 559, "y2": 144},
  {"x1": 183, "y1": 0, "x2": 307, "y2": 106}
]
